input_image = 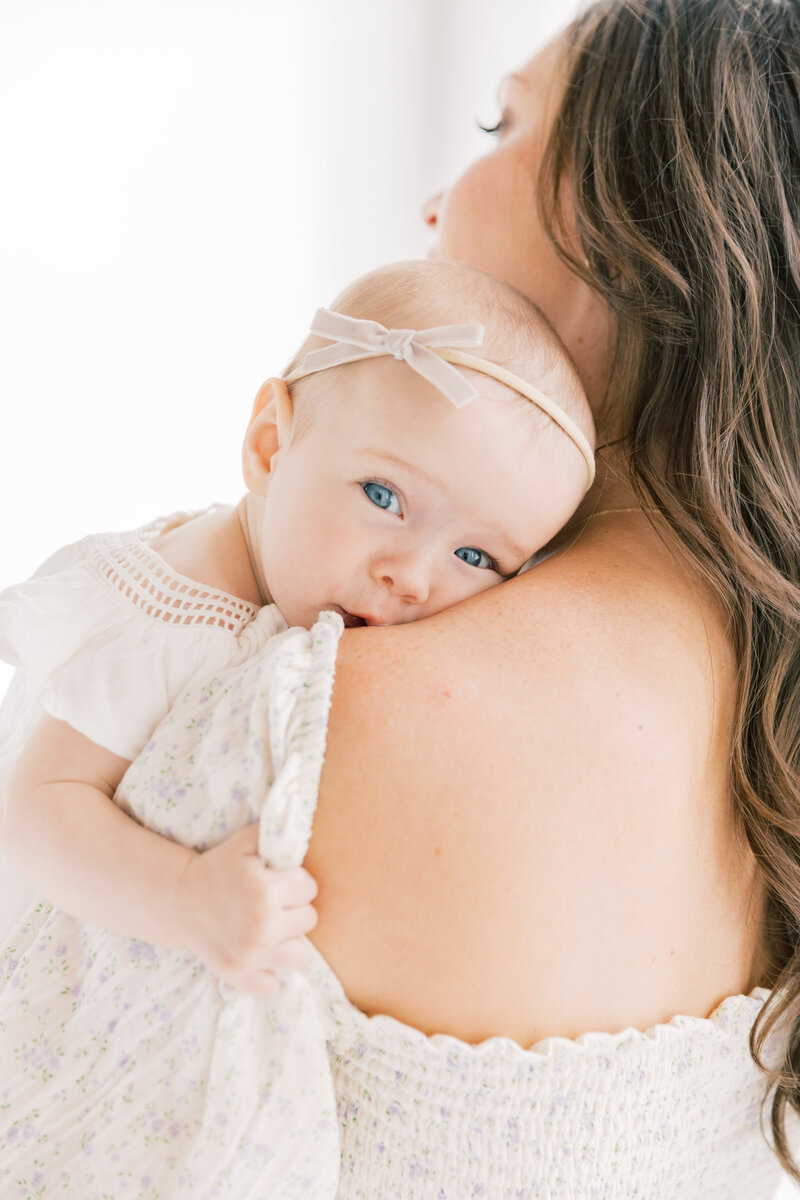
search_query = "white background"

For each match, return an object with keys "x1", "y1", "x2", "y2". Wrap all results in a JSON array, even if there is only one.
[
  {"x1": 0, "y1": 5, "x2": 797, "y2": 1193},
  {"x1": 0, "y1": 0, "x2": 565, "y2": 657}
]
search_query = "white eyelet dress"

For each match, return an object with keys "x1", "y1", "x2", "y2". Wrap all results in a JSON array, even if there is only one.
[
  {"x1": 0, "y1": 519, "x2": 791, "y2": 1199},
  {"x1": 0, "y1": 511, "x2": 283, "y2": 933}
]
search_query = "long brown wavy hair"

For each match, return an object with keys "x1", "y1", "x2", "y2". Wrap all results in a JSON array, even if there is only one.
[{"x1": 541, "y1": 0, "x2": 800, "y2": 1179}]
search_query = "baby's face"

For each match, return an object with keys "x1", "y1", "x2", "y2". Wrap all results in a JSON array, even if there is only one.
[{"x1": 257, "y1": 357, "x2": 585, "y2": 629}]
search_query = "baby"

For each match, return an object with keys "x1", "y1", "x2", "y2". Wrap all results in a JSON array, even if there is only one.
[
  {"x1": 0, "y1": 259, "x2": 594, "y2": 997},
  {"x1": 0, "y1": 259, "x2": 595, "y2": 1197}
]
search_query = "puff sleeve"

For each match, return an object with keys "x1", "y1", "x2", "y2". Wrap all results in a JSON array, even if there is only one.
[{"x1": 0, "y1": 529, "x2": 282, "y2": 762}]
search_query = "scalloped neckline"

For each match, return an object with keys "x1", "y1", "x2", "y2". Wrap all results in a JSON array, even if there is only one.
[{"x1": 306, "y1": 942, "x2": 771, "y2": 1060}]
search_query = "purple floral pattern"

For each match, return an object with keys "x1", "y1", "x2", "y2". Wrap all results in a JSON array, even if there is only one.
[{"x1": 0, "y1": 616, "x2": 344, "y2": 1199}]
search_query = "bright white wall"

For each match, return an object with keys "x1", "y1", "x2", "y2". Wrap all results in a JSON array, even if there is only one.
[{"x1": 0, "y1": 0, "x2": 574, "y2": 698}]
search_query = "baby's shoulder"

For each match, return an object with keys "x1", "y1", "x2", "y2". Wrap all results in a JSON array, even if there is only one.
[
  {"x1": 37, "y1": 507, "x2": 261, "y2": 635},
  {"x1": 148, "y1": 505, "x2": 260, "y2": 608},
  {"x1": 0, "y1": 508, "x2": 275, "y2": 760}
]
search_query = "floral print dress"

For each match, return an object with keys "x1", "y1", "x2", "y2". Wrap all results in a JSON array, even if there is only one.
[{"x1": 1, "y1": 609, "x2": 344, "y2": 1199}]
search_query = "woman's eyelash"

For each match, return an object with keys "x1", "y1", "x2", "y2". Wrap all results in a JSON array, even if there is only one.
[{"x1": 476, "y1": 117, "x2": 506, "y2": 137}]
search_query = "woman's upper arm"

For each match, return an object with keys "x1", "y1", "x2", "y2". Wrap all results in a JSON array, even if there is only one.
[{"x1": 304, "y1": 541, "x2": 756, "y2": 1044}]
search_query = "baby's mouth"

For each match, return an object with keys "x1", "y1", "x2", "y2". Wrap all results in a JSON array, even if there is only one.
[{"x1": 329, "y1": 605, "x2": 368, "y2": 628}]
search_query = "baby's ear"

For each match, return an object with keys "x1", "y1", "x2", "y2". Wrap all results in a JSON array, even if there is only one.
[{"x1": 242, "y1": 378, "x2": 295, "y2": 494}]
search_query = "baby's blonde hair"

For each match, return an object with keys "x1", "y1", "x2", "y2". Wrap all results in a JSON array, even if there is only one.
[{"x1": 283, "y1": 259, "x2": 595, "y2": 458}]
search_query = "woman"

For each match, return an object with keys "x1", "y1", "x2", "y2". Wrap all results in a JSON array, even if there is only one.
[
  {"x1": 294, "y1": 0, "x2": 800, "y2": 1192},
  {"x1": 3, "y1": 0, "x2": 794, "y2": 1195}
]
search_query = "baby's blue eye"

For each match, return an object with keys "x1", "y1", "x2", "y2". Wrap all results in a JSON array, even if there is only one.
[
  {"x1": 455, "y1": 546, "x2": 494, "y2": 570},
  {"x1": 362, "y1": 481, "x2": 401, "y2": 515}
]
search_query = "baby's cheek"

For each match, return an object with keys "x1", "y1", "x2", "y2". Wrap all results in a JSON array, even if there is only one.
[
  {"x1": 431, "y1": 568, "x2": 505, "y2": 620},
  {"x1": 471, "y1": 570, "x2": 508, "y2": 600}
]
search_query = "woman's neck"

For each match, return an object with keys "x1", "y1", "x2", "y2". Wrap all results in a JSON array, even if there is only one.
[{"x1": 563, "y1": 446, "x2": 639, "y2": 528}]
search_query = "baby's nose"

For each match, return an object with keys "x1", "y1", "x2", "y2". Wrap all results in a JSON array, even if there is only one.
[
  {"x1": 422, "y1": 192, "x2": 441, "y2": 229},
  {"x1": 373, "y1": 553, "x2": 431, "y2": 605}
]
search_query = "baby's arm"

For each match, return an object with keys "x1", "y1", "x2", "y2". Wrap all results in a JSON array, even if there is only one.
[{"x1": 1, "y1": 715, "x2": 318, "y2": 993}]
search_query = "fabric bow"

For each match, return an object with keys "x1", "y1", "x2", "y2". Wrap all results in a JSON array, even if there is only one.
[{"x1": 296, "y1": 309, "x2": 486, "y2": 408}]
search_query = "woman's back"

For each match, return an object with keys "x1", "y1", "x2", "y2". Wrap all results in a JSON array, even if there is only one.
[{"x1": 306, "y1": 506, "x2": 767, "y2": 1045}]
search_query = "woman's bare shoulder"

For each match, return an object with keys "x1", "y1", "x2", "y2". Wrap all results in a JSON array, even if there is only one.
[
  {"x1": 306, "y1": 519, "x2": 762, "y2": 1045},
  {"x1": 314, "y1": 518, "x2": 735, "y2": 833}
]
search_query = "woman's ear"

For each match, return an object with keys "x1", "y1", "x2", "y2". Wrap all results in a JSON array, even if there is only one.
[{"x1": 242, "y1": 378, "x2": 295, "y2": 494}]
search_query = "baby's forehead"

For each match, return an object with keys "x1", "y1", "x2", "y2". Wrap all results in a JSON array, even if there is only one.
[
  {"x1": 290, "y1": 310, "x2": 592, "y2": 483},
  {"x1": 303, "y1": 353, "x2": 574, "y2": 469},
  {"x1": 347, "y1": 360, "x2": 579, "y2": 474}
]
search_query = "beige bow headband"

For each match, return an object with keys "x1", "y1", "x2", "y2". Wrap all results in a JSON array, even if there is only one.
[{"x1": 284, "y1": 309, "x2": 595, "y2": 487}]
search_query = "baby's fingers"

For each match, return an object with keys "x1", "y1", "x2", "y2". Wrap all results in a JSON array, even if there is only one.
[
  {"x1": 268, "y1": 937, "x2": 313, "y2": 971},
  {"x1": 274, "y1": 899, "x2": 319, "y2": 942},
  {"x1": 268, "y1": 865, "x2": 318, "y2": 907},
  {"x1": 224, "y1": 821, "x2": 262, "y2": 854}
]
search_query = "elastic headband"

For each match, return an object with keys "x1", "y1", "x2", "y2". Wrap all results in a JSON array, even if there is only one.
[{"x1": 283, "y1": 308, "x2": 595, "y2": 487}]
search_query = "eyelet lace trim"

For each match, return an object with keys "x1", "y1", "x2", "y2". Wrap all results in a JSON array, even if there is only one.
[{"x1": 86, "y1": 524, "x2": 260, "y2": 634}]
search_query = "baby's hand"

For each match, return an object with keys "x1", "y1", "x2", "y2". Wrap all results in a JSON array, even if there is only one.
[{"x1": 176, "y1": 822, "x2": 318, "y2": 995}]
